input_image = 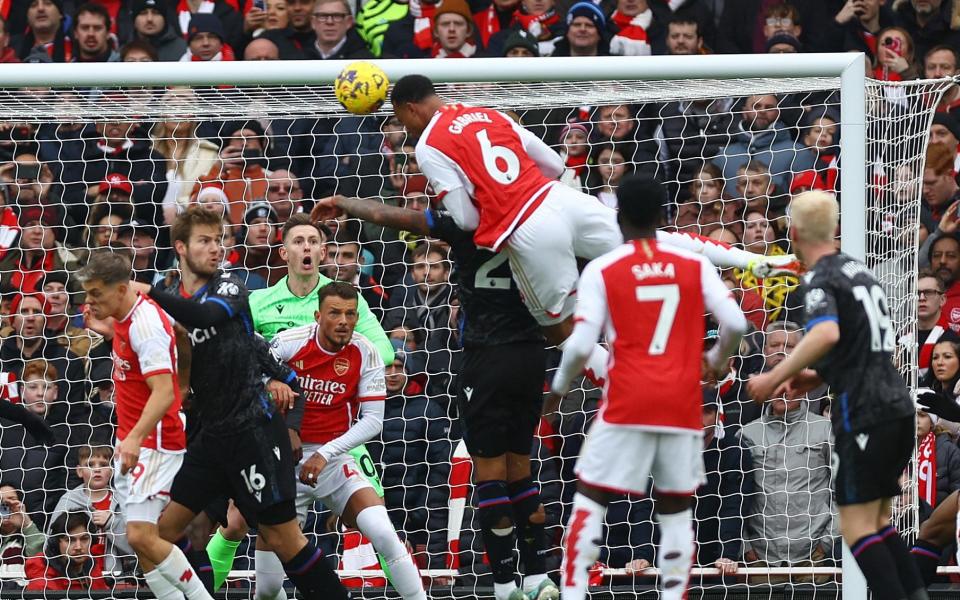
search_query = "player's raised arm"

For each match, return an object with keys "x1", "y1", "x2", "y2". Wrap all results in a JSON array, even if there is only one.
[
  {"x1": 416, "y1": 144, "x2": 480, "y2": 231},
  {"x1": 698, "y1": 256, "x2": 748, "y2": 379},
  {"x1": 551, "y1": 261, "x2": 608, "y2": 397},
  {"x1": 312, "y1": 195, "x2": 431, "y2": 236},
  {"x1": 655, "y1": 229, "x2": 799, "y2": 278}
]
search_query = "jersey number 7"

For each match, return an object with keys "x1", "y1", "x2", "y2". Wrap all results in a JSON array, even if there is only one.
[{"x1": 635, "y1": 284, "x2": 680, "y2": 355}]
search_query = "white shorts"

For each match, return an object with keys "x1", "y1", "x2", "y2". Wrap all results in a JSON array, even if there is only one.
[
  {"x1": 505, "y1": 185, "x2": 622, "y2": 325},
  {"x1": 576, "y1": 418, "x2": 705, "y2": 496},
  {"x1": 296, "y1": 445, "x2": 374, "y2": 522},
  {"x1": 113, "y1": 447, "x2": 183, "y2": 524}
]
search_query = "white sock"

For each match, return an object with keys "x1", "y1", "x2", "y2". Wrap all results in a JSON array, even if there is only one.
[
  {"x1": 523, "y1": 572, "x2": 548, "y2": 592},
  {"x1": 144, "y1": 568, "x2": 186, "y2": 600},
  {"x1": 156, "y1": 545, "x2": 214, "y2": 600},
  {"x1": 356, "y1": 505, "x2": 426, "y2": 600},
  {"x1": 254, "y1": 550, "x2": 289, "y2": 600},
  {"x1": 494, "y1": 581, "x2": 517, "y2": 600},
  {"x1": 656, "y1": 509, "x2": 694, "y2": 600},
  {"x1": 561, "y1": 493, "x2": 604, "y2": 600}
]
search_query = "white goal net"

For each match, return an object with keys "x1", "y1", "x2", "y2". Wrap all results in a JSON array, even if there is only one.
[{"x1": 0, "y1": 57, "x2": 948, "y2": 599}]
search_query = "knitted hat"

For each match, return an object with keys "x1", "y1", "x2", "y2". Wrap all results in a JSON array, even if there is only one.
[
  {"x1": 557, "y1": 121, "x2": 589, "y2": 144},
  {"x1": 502, "y1": 29, "x2": 539, "y2": 56},
  {"x1": 566, "y1": 1, "x2": 605, "y2": 30},
  {"x1": 187, "y1": 13, "x2": 226, "y2": 42},
  {"x1": 765, "y1": 33, "x2": 801, "y2": 53},
  {"x1": 194, "y1": 181, "x2": 230, "y2": 213},
  {"x1": 435, "y1": 0, "x2": 473, "y2": 24},
  {"x1": 17, "y1": 206, "x2": 57, "y2": 227},
  {"x1": 244, "y1": 201, "x2": 278, "y2": 225},
  {"x1": 99, "y1": 173, "x2": 133, "y2": 196},
  {"x1": 132, "y1": 0, "x2": 162, "y2": 17},
  {"x1": 934, "y1": 112, "x2": 960, "y2": 143},
  {"x1": 10, "y1": 291, "x2": 48, "y2": 316}
]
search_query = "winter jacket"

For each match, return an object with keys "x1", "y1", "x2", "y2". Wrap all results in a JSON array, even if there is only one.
[
  {"x1": 893, "y1": 1, "x2": 960, "y2": 64},
  {"x1": 741, "y1": 403, "x2": 836, "y2": 564},
  {"x1": 367, "y1": 390, "x2": 451, "y2": 568},
  {"x1": 302, "y1": 30, "x2": 374, "y2": 60},
  {"x1": 50, "y1": 487, "x2": 133, "y2": 573},
  {"x1": 0, "y1": 521, "x2": 45, "y2": 567},
  {"x1": 713, "y1": 119, "x2": 815, "y2": 196},
  {"x1": 24, "y1": 541, "x2": 108, "y2": 591},
  {"x1": 138, "y1": 25, "x2": 189, "y2": 62},
  {"x1": 0, "y1": 422, "x2": 70, "y2": 531},
  {"x1": 158, "y1": 136, "x2": 221, "y2": 214},
  {"x1": 656, "y1": 99, "x2": 735, "y2": 186},
  {"x1": 695, "y1": 427, "x2": 754, "y2": 565},
  {"x1": 931, "y1": 433, "x2": 960, "y2": 507}
]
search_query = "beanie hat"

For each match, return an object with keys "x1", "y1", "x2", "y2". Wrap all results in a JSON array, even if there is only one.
[
  {"x1": 243, "y1": 201, "x2": 278, "y2": 225},
  {"x1": 194, "y1": 181, "x2": 230, "y2": 213},
  {"x1": 557, "y1": 121, "x2": 589, "y2": 144},
  {"x1": 187, "y1": 13, "x2": 226, "y2": 43},
  {"x1": 435, "y1": 0, "x2": 474, "y2": 25},
  {"x1": 765, "y1": 32, "x2": 801, "y2": 53},
  {"x1": 566, "y1": 1, "x2": 605, "y2": 30},
  {"x1": 502, "y1": 29, "x2": 539, "y2": 56},
  {"x1": 99, "y1": 173, "x2": 134, "y2": 196},
  {"x1": 132, "y1": 0, "x2": 162, "y2": 17},
  {"x1": 934, "y1": 112, "x2": 960, "y2": 143}
]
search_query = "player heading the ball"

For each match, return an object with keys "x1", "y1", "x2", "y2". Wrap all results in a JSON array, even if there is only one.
[{"x1": 390, "y1": 74, "x2": 797, "y2": 388}]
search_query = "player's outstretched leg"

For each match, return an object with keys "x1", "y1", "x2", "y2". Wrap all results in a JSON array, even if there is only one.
[
  {"x1": 843, "y1": 502, "x2": 910, "y2": 600},
  {"x1": 348, "y1": 489, "x2": 426, "y2": 600},
  {"x1": 508, "y1": 477, "x2": 557, "y2": 600},
  {"x1": 910, "y1": 490, "x2": 958, "y2": 586},
  {"x1": 129, "y1": 521, "x2": 213, "y2": 600},
  {"x1": 561, "y1": 488, "x2": 609, "y2": 600},
  {"x1": 259, "y1": 519, "x2": 350, "y2": 600},
  {"x1": 254, "y1": 536, "x2": 289, "y2": 600},
  {"x1": 653, "y1": 498, "x2": 695, "y2": 600}
]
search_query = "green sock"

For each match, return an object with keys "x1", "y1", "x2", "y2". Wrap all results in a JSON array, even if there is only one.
[
  {"x1": 206, "y1": 529, "x2": 241, "y2": 590},
  {"x1": 349, "y1": 445, "x2": 394, "y2": 585}
]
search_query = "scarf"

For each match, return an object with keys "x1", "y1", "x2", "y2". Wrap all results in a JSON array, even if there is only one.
[
  {"x1": 918, "y1": 430, "x2": 938, "y2": 507},
  {"x1": 432, "y1": 41, "x2": 477, "y2": 57},
  {"x1": 0, "y1": 206, "x2": 18, "y2": 260},
  {"x1": 511, "y1": 7, "x2": 559, "y2": 39},
  {"x1": 610, "y1": 8, "x2": 653, "y2": 42},
  {"x1": 410, "y1": 0, "x2": 439, "y2": 50},
  {"x1": 96, "y1": 138, "x2": 134, "y2": 156},
  {"x1": 475, "y1": 3, "x2": 517, "y2": 47},
  {"x1": 180, "y1": 44, "x2": 236, "y2": 62},
  {"x1": 564, "y1": 152, "x2": 588, "y2": 176}
]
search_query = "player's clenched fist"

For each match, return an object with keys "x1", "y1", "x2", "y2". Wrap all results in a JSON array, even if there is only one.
[
  {"x1": 310, "y1": 196, "x2": 346, "y2": 223},
  {"x1": 299, "y1": 452, "x2": 328, "y2": 486}
]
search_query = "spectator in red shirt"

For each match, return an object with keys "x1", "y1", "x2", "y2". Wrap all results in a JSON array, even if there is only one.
[
  {"x1": 0, "y1": 206, "x2": 77, "y2": 294},
  {"x1": 25, "y1": 511, "x2": 108, "y2": 591},
  {"x1": 0, "y1": 15, "x2": 18, "y2": 62}
]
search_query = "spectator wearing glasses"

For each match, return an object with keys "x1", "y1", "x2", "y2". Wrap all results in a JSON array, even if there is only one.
[
  {"x1": 265, "y1": 169, "x2": 304, "y2": 222},
  {"x1": 900, "y1": 269, "x2": 958, "y2": 381},
  {"x1": 303, "y1": 0, "x2": 373, "y2": 60}
]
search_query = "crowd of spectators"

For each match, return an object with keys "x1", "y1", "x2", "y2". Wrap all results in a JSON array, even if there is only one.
[{"x1": 0, "y1": 0, "x2": 958, "y2": 592}]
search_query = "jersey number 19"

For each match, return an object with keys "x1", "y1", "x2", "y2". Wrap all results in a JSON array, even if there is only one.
[{"x1": 853, "y1": 284, "x2": 894, "y2": 352}]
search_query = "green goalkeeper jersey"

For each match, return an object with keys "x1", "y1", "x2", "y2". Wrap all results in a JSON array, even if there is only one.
[{"x1": 249, "y1": 274, "x2": 394, "y2": 364}]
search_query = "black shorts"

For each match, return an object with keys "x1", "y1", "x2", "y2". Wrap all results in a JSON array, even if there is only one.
[
  {"x1": 834, "y1": 415, "x2": 914, "y2": 506},
  {"x1": 171, "y1": 413, "x2": 297, "y2": 526},
  {"x1": 456, "y1": 342, "x2": 546, "y2": 458}
]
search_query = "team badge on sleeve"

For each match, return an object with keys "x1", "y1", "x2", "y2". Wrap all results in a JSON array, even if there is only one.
[
  {"x1": 217, "y1": 280, "x2": 240, "y2": 297},
  {"x1": 805, "y1": 288, "x2": 826, "y2": 312}
]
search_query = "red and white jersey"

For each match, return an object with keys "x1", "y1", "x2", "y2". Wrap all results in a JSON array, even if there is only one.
[
  {"x1": 576, "y1": 240, "x2": 735, "y2": 431},
  {"x1": 269, "y1": 325, "x2": 386, "y2": 444},
  {"x1": 112, "y1": 294, "x2": 185, "y2": 452},
  {"x1": 417, "y1": 104, "x2": 561, "y2": 251}
]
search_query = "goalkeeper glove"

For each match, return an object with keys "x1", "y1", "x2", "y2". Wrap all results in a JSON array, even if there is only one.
[
  {"x1": 914, "y1": 387, "x2": 960, "y2": 422},
  {"x1": 748, "y1": 254, "x2": 801, "y2": 279}
]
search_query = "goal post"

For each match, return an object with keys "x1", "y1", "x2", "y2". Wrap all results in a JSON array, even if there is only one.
[{"x1": 0, "y1": 55, "x2": 948, "y2": 599}]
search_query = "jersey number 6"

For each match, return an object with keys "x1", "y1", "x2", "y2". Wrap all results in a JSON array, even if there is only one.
[
  {"x1": 635, "y1": 284, "x2": 680, "y2": 355},
  {"x1": 477, "y1": 129, "x2": 520, "y2": 185}
]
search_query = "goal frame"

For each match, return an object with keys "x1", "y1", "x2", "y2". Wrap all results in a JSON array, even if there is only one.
[{"x1": 0, "y1": 54, "x2": 870, "y2": 597}]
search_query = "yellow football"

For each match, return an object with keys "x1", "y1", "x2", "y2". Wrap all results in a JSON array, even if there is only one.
[{"x1": 334, "y1": 61, "x2": 389, "y2": 115}]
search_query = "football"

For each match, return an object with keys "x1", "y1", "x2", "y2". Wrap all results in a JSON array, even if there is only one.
[{"x1": 334, "y1": 61, "x2": 389, "y2": 115}]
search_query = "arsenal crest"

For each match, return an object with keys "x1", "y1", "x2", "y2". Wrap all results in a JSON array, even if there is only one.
[
  {"x1": 334, "y1": 357, "x2": 350, "y2": 376},
  {"x1": 952, "y1": 307, "x2": 960, "y2": 323}
]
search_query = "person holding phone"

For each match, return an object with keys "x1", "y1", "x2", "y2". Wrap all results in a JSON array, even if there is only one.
[
  {"x1": 832, "y1": 0, "x2": 895, "y2": 60},
  {"x1": 875, "y1": 26, "x2": 918, "y2": 81}
]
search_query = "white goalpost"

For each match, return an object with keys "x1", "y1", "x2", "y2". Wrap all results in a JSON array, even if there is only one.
[{"x1": 0, "y1": 55, "x2": 949, "y2": 599}]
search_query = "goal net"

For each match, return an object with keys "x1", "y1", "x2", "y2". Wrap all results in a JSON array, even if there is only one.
[{"x1": 0, "y1": 57, "x2": 947, "y2": 598}]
